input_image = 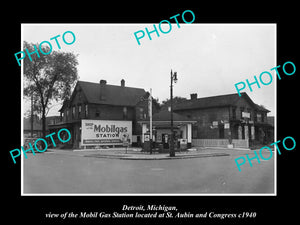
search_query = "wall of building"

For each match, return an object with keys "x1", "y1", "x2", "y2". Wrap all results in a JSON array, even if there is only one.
[
  {"x1": 60, "y1": 95, "x2": 150, "y2": 147},
  {"x1": 89, "y1": 104, "x2": 134, "y2": 121},
  {"x1": 175, "y1": 95, "x2": 270, "y2": 141},
  {"x1": 229, "y1": 97, "x2": 268, "y2": 122},
  {"x1": 175, "y1": 106, "x2": 230, "y2": 139}
]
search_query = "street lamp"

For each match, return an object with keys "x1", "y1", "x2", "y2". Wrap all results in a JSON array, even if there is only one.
[{"x1": 170, "y1": 70, "x2": 177, "y2": 157}]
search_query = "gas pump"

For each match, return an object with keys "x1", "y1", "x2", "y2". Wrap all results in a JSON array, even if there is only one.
[
  {"x1": 143, "y1": 132, "x2": 151, "y2": 152},
  {"x1": 162, "y1": 134, "x2": 169, "y2": 149}
]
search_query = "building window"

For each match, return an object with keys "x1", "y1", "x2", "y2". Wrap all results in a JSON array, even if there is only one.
[
  {"x1": 78, "y1": 105, "x2": 81, "y2": 118},
  {"x1": 72, "y1": 106, "x2": 76, "y2": 118},
  {"x1": 179, "y1": 130, "x2": 183, "y2": 139},
  {"x1": 95, "y1": 109, "x2": 100, "y2": 117},
  {"x1": 240, "y1": 107, "x2": 244, "y2": 119},
  {"x1": 123, "y1": 107, "x2": 128, "y2": 119},
  {"x1": 261, "y1": 113, "x2": 265, "y2": 122},
  {"x1": 247, "y1": 108, "x2": 251, "y2": 119},
  {"x1": 66, "y1": 109, "x2": 69, "y2": 120},
  {"x1": 232, "y1": 107, "x2": 236, "y2": 120},
  {"x1": 257, "y1": 113, "x2": 262, "y2": 122},
  {"x1": 139, "y1": 108, "x2": 144, "y2": 119},
  {"x1": 85, "y1": 104, "x2": 88, "y2": 117},
  {"x1": 254, "y1": 111, "x2": 257, "y2": 122}
]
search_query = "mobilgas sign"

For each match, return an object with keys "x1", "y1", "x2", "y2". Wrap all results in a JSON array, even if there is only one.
[{"x1": 81, "y1": 120, "x2": 132, "y2": 145}]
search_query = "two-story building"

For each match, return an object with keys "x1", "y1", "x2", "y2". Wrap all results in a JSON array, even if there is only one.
[
  {"x1": 173, "y1": 92, "x2": 273, "y2": 147},
  {"x1": 49, "y1": 79, "x2": 159, "y2": 148}
]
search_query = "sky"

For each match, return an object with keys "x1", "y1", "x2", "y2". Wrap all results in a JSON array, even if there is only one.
[{"x1": 22, "y1": 23, "x2": 276, "y2": 116}]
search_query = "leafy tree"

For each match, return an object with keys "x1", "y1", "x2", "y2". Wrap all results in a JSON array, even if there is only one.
[
  {"x1": 160, "y1": 96, "x2": 188, "y2": 110},
  {"x1": 23, "y1": 41, "x2": 79, "y2": 137}
]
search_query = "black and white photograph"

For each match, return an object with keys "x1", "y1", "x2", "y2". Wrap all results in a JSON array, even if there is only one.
[
  {"x1": 5, "y1": 4, "x2": 297, "y2": 225},
  {"x1": 21, "y1": 23, "x2": 276, "y2": 195}
]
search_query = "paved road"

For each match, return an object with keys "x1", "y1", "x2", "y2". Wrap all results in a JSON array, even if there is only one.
[{"x1": 23, "y1": 149, "x2": 275, "y2": 194}]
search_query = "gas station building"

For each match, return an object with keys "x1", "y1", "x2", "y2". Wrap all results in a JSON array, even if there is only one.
[{"x1": 138, "y1": 110, "x2": 197, "y2": 150}]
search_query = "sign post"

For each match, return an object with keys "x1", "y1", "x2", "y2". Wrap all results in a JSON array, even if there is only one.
[
  {"x1": 149, "y1": 88, "x2": 153, "y2": 154},
  {"x1": 122, "y1": 133, "x2": 129, "y2": 154}
]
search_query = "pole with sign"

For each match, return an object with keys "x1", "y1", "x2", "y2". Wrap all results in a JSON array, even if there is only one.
[{"x1": 122, "y1": 133, "x2": 129, "y2": 154}]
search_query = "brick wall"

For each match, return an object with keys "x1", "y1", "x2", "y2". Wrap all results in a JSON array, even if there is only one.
[
  {"x1": 175, "y1": 95, "x2": 270, "y2": 140},
  {"x1": 175, "y1": 107, "x2": 230, "y2": 139}
]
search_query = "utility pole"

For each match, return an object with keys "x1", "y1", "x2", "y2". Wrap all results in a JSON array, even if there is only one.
[
  {"x1": 149, "y1": 88, "x2": 153, "y2": 154},
  {"x1": 170, "y1": 70, "x2": 177, "y2": 157}
]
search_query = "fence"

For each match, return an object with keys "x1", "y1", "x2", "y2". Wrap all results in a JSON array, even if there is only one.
[
  {"x1": 192, "y1": 139, "x2": 249, "y2": 148},
  {"x1": 232, "y1": 139, "x2": 249, "y2": 148}
]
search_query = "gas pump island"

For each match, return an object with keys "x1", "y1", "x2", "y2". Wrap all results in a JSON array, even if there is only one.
[{"x1": 138, "y1": 111, "x2": 196, "y2": 152}]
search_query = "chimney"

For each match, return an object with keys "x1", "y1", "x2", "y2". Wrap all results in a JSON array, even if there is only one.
[
  {"x1": 100, "y1": 79, "x2": 107, "y2": 85},
  {"x1": 190, "y1": 93, "x2": 197, "y2": 100},
  {"x1": 99, "y1": 79, "x2": 107, "y2": 100},
  {"x1": 121, "y1": 79, "x2": 125, "y2": 87}
]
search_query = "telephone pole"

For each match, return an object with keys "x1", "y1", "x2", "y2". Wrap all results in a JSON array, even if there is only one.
[
  {"x1": 170, "y1": 70, "x2": 178, "y2": 157},
  {"x1": 149, "y1": 88, "x2": 153, "y2": 154}
]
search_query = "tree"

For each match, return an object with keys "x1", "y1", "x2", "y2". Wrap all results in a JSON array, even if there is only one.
[
  {"x1": 160, "y1": 96, "x2": 188, "y2": 110},
  {"x1": 23, "y1": 41, "x2": 79, "y2": 137}
]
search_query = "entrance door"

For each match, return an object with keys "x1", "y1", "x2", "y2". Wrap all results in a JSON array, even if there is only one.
[{"x1": 219, "y1": 126, "x2": 224, "y2": 138}]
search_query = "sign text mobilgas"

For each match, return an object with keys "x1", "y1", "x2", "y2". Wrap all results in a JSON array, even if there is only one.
[
  {"x1": 81, "y1": 120, "x2": 132, "y2": 145},
  {"x1": 94, "y1": 124, "x2": 128, "y2": 138}
]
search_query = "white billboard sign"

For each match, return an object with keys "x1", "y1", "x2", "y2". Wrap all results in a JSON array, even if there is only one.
[{"x1": 81, "y1": 120, "x2": 132, "y2": 145}]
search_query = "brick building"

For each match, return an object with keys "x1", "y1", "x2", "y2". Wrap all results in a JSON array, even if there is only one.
[
  {"x1": 48, "y1": 79, "x2": 273, "y2": 149},
  {"x1": 49, "y1": 79, "x2": 159, "y2": 148},
  {"x1": 173, "y1": 92, "x2": 274, "y2": 147}
]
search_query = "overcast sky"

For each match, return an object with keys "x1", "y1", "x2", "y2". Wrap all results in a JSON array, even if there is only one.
[{"x1": 22, "y1": 23, "x2": 276, "y2": 116}]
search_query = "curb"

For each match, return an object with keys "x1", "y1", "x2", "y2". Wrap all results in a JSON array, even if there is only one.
[{"x1": 84, "y1": 153, "x2": 230, "y2": 160}]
